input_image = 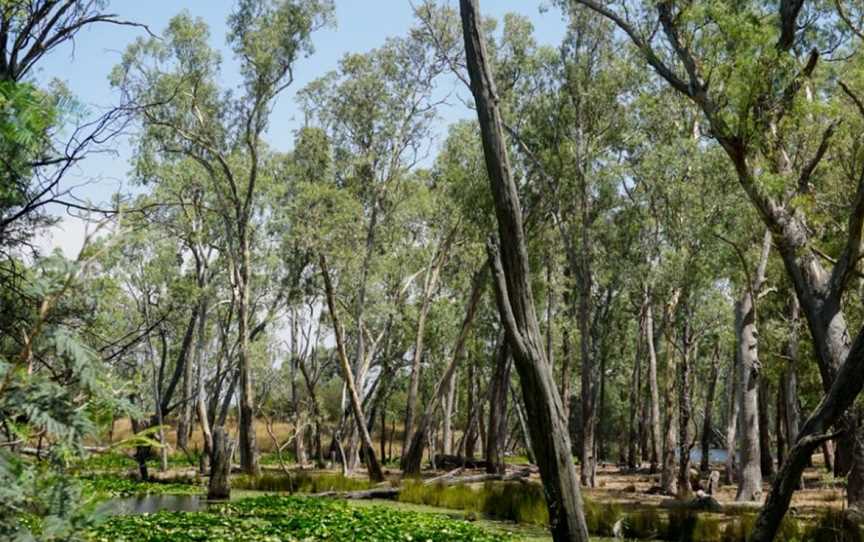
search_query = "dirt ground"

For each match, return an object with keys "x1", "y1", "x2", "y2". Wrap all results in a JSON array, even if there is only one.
[{"x1": 578, "y1": 460, "x2": 845, "y2": 516}]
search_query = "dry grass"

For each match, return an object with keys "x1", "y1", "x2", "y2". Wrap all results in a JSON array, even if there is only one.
[{"x1": 104, "y1": 417, "x2": 294, "y2": 454}]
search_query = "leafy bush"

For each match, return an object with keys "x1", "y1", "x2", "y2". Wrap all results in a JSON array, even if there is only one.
[{"x1": 84, "y1": 495, "x2": 511, "y2": 541}]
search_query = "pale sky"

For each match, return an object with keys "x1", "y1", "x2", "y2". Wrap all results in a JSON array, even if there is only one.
[{"x1": 34, "y1": 1, "x2": 567, "y2": 257}]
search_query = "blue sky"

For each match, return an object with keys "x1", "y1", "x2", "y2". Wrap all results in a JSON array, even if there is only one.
[{"x1": 36, "y1": 1, "x2": 567, "y2": 253}]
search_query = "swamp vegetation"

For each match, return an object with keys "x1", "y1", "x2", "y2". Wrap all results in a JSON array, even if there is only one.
[{"x1": 7, "y1": 0, "x2": 864, "y2": 541}]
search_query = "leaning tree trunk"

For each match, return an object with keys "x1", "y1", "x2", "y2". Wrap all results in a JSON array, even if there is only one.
[
  {"x1": 319, "y1": 254, "x2": 384, "y2": 483},
  {"x1": 460, "y1": 1, "x2": 590, "y2": 538},
  {"x1": 701, "y1": 345, "x2": 720, "y2": 473},
  {"x1": 511, "y1": 383, "x2": 537, "y2": 464},
  {"x1": 749, "y1": 325, "x2": 864, "y2": 541},
  {"x1": 486, "y1": 337, "x2": 511, "y2": 474}
]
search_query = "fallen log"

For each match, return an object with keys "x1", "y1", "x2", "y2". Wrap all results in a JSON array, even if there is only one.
[
  {"x1": 423, "y1": 467, "x2": 464, "y2": 485},
  {"x1": 312, "y1": 487, "x2": 401, "y2": 500},
  {"x1": 433, "y1": 454, "x2": 490, "y2": 470},
  {"x1": 432, "y1": 468, "x2": 531, "y2": 486},
  {"x1": 659, "y1": 495, "x2": 722, "y2": 513}
]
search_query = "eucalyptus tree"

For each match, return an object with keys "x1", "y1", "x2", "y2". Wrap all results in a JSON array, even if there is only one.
[
  {"x1": 400, "y1": 120, "x2": 492, "y2": 475},
  {"x1": 572, "y1": 0, "x2": 864, "y2": 536},
  {"x1": 459, "y1": 0, "x2": 590, "y2": 539},
  {"x1": 96, "y1": 221, "x2": 205, "y2": 478},
  {"x1": 112, "y1": 0, "x2": 334, "y2": 475},
  {"x1": 484, "y1": 5, "x2": 639, "y2": 486},
  {"x1": 298, "y1": 26, "x2": 447, "y2": 467}
]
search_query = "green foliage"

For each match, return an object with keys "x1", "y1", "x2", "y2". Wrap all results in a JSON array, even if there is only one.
[
  {"x1": 0, "y1": 253, "x2": 137, "y2": 541},
  {"x1": 0, "y1": 456, "x2": 98, "y2": 542},
  {"x1": 0, "y1": 81, "x2": 56, "y2": 213},
  {"x1": 84, "y1": 495, "x2": 510, "y2": 541}
]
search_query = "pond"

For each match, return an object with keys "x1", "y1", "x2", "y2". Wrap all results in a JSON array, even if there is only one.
[
  {"x1": 95, "y1": 494, "x2": 208, "y2": 515},
  {"x1": 688, "y1": 448, "x2": 731, "y2": 464}
]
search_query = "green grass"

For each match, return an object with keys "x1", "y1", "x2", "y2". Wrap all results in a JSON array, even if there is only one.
[
  {"x1": 398, "y1": 480, "x2": 549, "y2": 526},
  {"x1": 84, "y1": 495, "x2": 512, "y2": 541},
  {"x1": 232, "y1": 471, "x2": 376, "y2": 493}
]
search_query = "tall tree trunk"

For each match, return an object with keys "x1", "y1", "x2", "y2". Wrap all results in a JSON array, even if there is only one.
[
  {"x1": 465, "y1": 361, "x2": 478, "y2": 459},
  {"x1": 290, "y1": 311, "x2": 307, "y2": 466},
  {"x1": 639, "y1": 384, "x2": 650, "y2": 465},
  {"x1": 783, "y1": 295, "x2": 801, "y2": 459},
  {"x1": 578, "y1": 264, "x2": 596, "y2": 488},
  {"x1": 734, "y1": 230, "x2": 771, "y2": 502},
  {"x1": 546, "y1": 254, "x2": 555, "y2": 368},
  {"x1": 194, "y1": 297, "x2": 212, "y2": 474},
  {"x1": 561, "y1": 328, "x2": 574, "y2": 423},
  {"x1": 319, "y1": 254, "x2": 384, "y2": 482},
  {"x1": 776, "y1": 379, "x2": 786, "y2": 467},
  {"x1": 403, "y1": 239, "x2": 450, "y2": 458},
  {"x1": 627, "y1": 308, "x2": 645, "y2": 471},
  {"x1": 177, "y1": 338, "x2": 194, "y2": 451},
  {"x1": 380, "y1": 408, "x2": 387, "y2": 464},
  {"x1": 442, "y1": 375, "x2": 456, "y2": 455},
  {"x1": 237, "y1": 237, "x2": 260, "y2": 476},
  {"x1": 486, "y1": 337, "x2": 511, "y2": 474},
  {"x1": 460, "y1": 2, "x2": 590, "y2": 538},
  {"x1": 701, "y1": 345, "x2": 720, "y2": 473},
  {"x1": 645, "y1": 290, "x2": 662, "y2": 473},
  {"x1": 759, "y1": 378, "x2": 775, "y2": 477},
  {"x1": 596, "y1": 349, "x2": 608, "y2": 464},
  {"x1": 724, "y1": 352, "x2": 739, "y2": 486},
  {"x1": 677, "y1": 319, "x2": 694, "y2": 498},
  {"x1": 660, "y1": 329, "x2": 678, "y2": 496}
]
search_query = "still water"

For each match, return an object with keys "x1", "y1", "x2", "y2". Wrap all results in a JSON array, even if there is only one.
[{"x1": 95, "y1": 494, "x2": 206, "y2": 515}]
